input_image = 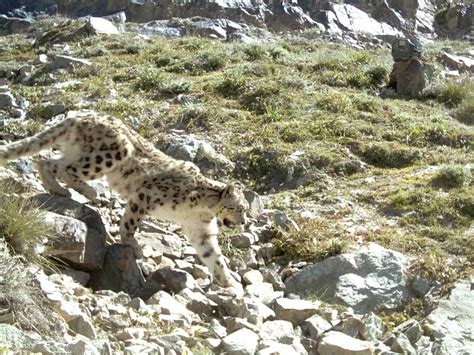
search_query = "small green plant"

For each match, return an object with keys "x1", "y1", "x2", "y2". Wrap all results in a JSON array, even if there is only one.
[
  {"x1": 243, "y1": 44, "x2": 267, "y2": 61},
  {"x1": 134, "y1": 67, "x2": 165, "y2": 91},
  {"x1": 431, "y1": 165, "x2": 471, "y2": 189},
  {"x1": 437, "y1": 78, "x2": 473, "y2": 107},
  {"x1": 455, "y1": 94, "x2": 474, "y2": 125},
  {"x1": 362, "y1": 142, "x2": 420, "y2": 168},
  {"x1": 0, "y1": 186, "x2": 54, "y2": 268},
  {"x1": 270, "y1": 216, "x2": 348, "y2": 262}
]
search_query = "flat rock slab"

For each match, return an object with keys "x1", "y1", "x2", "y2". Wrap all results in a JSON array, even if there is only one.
[
  {"x1": 423, "y1": 281, "x2": 473, "y2": 353},
  {"x1": 318, "y1": 331, "x2": 374, "y2": 355},
  {"x1": 285, "y1": 243, "x2": 411, "y2": 314}
]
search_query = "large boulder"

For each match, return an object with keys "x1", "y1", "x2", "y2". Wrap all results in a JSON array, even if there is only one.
[
  {"x1": 388, "y1": 58, "x2": 429, "y2": 98},
  {"x1": 285, "y1": 244, "x2": 412, "y2": 314},
  {"x1": 423, "y1": 281, "x2": 473, "y2": 353},
  {"x1": 88, "y1": 244, "x2": 146, "y2": 298},
  {"x1": 323, "y1": 3, "x2": 403, "y2": 36},
  {"x1": 434, "y1": 3, "x2": 472, "y2": 39},
  {"x1": 31, "y1": 194, "x2": 107, "y2": 270}
]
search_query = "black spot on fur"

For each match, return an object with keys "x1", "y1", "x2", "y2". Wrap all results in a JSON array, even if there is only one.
[
  {"x1": 105, "y1": 153, "x2": 112, "y2": 160},
  {"x1": 95, "y1": 167, "x2": 102, "y2": 173},
  {"x1": 115, "y1": 152, "x2": 122, "y2": 160},
  {"x1": 124, "y1": 222, "x2": 129, "y2": 230},
  {"x1": 139, "y1": 209, "x2": 144, "y2": 214},
  {"x1": 130, "y1": 219, "x2": 135, "y2": 226},
  {"x1": 110, "y1": 143, "x2": 119, "y2": 150},
  {"x1": 123, "y1": 149, "x2": 128, "y2": 157},
  {"x1": 96, "y1": 155, "x2": 103, "y2": 164},
  {"x1": 99, "y1": 143, "x2": 108, "y2": 151},
  {"x1": 82, "y1": 163, "x2": 90, "y2": 169},
  {"x1": 82, "y1": 171, "x2": 89, "y2": 176},
  {"x1": 106, "y1": 161, "x2": 113, "y2": 168},
  {"x1": 131, "y1": 203, "x2": 138, "y2": 213},
  {"x1": 203, "y1": 249, "x2": 214, "y2": 258},
  {"x1": 139, "y1": 193, "x2": 144, "y2": 200}
]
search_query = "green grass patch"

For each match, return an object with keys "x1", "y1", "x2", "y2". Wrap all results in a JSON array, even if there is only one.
[{"x1": 270, "y1": 216, "x2": 348, "y2": 262}]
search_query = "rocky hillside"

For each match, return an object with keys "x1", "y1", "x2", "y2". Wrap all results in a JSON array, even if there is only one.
[{"x1": 0, "y1": 6, "x2": 473, "y2": 355}]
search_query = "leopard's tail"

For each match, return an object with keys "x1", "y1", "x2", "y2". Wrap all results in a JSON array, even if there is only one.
[{"x1": 0, "y1": 117, "x2": 75, "y2": 162}]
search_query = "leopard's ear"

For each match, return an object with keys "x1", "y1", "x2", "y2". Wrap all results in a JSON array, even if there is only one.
[{"x1": 219, "y1": 183, "x2": 235, "y2": 199}]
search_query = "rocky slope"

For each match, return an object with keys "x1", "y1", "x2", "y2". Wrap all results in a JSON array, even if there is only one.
[
  {"x1": 0, "y1": 9, "x2": 473, "y2": 355},
  {"x1": 0, "y1": 0, "x2": 472, "y2": 39}
]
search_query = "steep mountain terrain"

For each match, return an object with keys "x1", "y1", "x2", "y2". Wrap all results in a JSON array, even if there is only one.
[{"x1": 0, "y1": 4, "x2": 473, "y2": 355}]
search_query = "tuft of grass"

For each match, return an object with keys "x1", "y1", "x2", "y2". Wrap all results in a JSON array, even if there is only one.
[
  {"x1": 436, "y1": 78, "x2": 473, "y2": 107},
  {"x1": 270, "y1": 216, "x2": 348, "y2": 262},
  {"x1": 0, "y1": 183, "x2": 54, "y2": 269},
  {"x1": 362, "y1": 142, "x2": 420, "y2": 168},
  {"x1": 134, "y1": 68, "x2": 192, "y2": 97},
  {"x1": 455, "y1": 94, "x2": 474, "y2": 125},
  {"x1": 0, "y1": 239, "x2": 63, "y2": 338},
  {"x1": 431, "y1": 165, "x2": 471, "y2": 189}
]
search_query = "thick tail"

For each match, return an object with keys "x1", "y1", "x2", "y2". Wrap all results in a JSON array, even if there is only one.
[{"x1": 0, "y1": 118, "x2": 74, "y2": 162}]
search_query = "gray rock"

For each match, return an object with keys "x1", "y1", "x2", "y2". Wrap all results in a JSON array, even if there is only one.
[
  {"x1": 86, "y1": 17, "x2": 119, "y2": 35},
  {"x1": 67, "y1": 336, "x2": 100, "y2": 355},
  {"x1": 147, "y1": 268, "x2": 197, "y2": 294},
  {"x1": 393, "y1": 319, "x2": 422, "y2": 344},
  {"x1": 0, "y1": 324, "x2": 34, "y2": 351},
  {"x1": 260, "y1": 320, "x2": 295, "y2": 344},
  {"x1": 0, "y1": 91, "x2": 17, "y2": 109},
  {"x1": 318, "y1": 331, "x2": 374, "y2": 355},
  {"x1": 223, "y1": 317, "x2": 260, "y2": 334},
  {"x1": 257, "y1": 342, "x2": 300, "y2": 355},
  {"x1": 334, "y1": 316, "x2": 365, "y2": 338},
  {"x1": 412, "y1": 274, "x2": 431, "y2": 297},
  {"x1": 361, "y1": 312, "x2": 385, "y2": 341},
  {"x1": 423, "y1": 281, "x2": 473, "y2": 354},
  {"x1": 209, "y1": 319, "x2": 227, "y2": 338},
  {"x1": 273, "y1": 298, "x2": 319, "y2": 325},
  {"x1": 388, "y1": 59, "x2": 430, "y2": 98},
  {"x1": 242, "y1": 269, "x2": 264, "y2": 285},
  {"x1": 325, "y1": 3, "x2": 402, "y2": 36},
  {"x1": 285, "y1": 243, "x2": 412, "y2": 314},
  {"x1": 35, "y1": 102, "x2": 66, "y2": 119},
  {"x1": 49, "y1": 55, "x2": 91, "y2": 71},
  {"x1": 244, "y1": 190, "x2": 264, "y2": 218},
  {"x1": 0, "y1": 15, "x2": 33, "y2": 35},
  {"x1": 391, "y1": 333, "x2": 416, "y2": 354},
  {"x1": 237, "y1": 297, "x2": 275, "y2": 325},
  {"x1": 68, "y1": 314, "x2": 97, "y2": 339},
  {"x1": 246, "y1": 282, "x2": 283, "y2": 305},
  {"x1": 31, "y1": 194, "x2": 107, "y2": 270},
  {"x1": 262, "y1": 268, "x2": 285, "y2": 291},
  {"x1": 88, "y1": 244, "x2": 146, "y2": 298},
  {"x1": 222, "y1": 328, "x2": 259, "y2": 355},
  {"x1": 42, "y1": 212, "x2": 100, "y2": 268},
  {"x1": 439, "y1": 52, "x2": 474, "y2": 73},
  {"x1": 304, "y1": 314, "x2": 332, "y2": 339},
  {"x1": 231, "y1": 232, "x2": 257, "y2": 248},
  {"x1": 148, "y1": 291, "x2": 200, "y2": 327},
  {"x1": 179, "y1": 288, "x2": 217, "y2": 316},
  {"x1": 136, "y1": 232, "x2": 183, "y2": 260}
]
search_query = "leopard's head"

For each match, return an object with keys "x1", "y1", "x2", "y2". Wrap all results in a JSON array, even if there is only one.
[{"x1": 215, "y1": 183, "x2": 249, "y2": 230}]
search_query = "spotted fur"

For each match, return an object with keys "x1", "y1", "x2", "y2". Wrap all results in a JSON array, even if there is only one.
[{"x1": 0, "y1": 110, "x2": 249, "y2": 290}]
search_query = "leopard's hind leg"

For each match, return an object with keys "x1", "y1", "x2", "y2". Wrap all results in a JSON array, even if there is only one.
[{"x1": 36, "y1": 159, "x2": 71, "y2": 197}]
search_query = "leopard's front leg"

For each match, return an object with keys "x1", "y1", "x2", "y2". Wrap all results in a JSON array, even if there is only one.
[
  {"x1": 183, "y1": 216, "x2": 243, "y2": 295},
  {"x1": 119, "y1": 199, "x2": 147, "y2": 258}
]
